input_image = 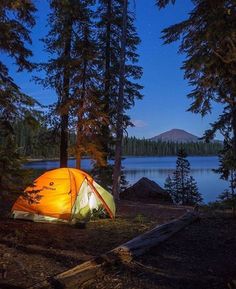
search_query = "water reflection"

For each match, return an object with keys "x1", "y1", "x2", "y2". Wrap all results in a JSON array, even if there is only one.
[
  {"x1": 124, "y1": 167, "x2": 227, "y2": 204},
  {"x1": 124, "y1": 168, "x2": 214, "y2": 176}
]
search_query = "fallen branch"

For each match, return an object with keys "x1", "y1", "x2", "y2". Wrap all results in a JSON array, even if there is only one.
[
  {"x1": 28, "y1": 210, "x2": 199, "y2": 289},
  {"x1": 116, "y1": 210, "x2": 199, "y2": 259}
]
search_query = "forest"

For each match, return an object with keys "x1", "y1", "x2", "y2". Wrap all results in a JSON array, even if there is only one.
[
  {"x1": 1, "y1": 1, "x2": 236, "y2": 288},
  {"x1": 0, "y1": 0, "x2": 235, "y2": 199},
  {"x1": 0, "y1": 0, "x2": 143, "y2": 198},
  {"x1": 122, "y1": 136, "x2": 222, "y2": 156}
]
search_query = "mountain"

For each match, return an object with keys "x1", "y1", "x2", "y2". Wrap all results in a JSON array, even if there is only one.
[{"x1": 150, "y1": 129, "x2": 200, "y2": 143}]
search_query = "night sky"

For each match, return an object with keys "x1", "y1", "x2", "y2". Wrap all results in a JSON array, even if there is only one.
[{"x1": 4, "y1": 0, "x2": 223, "y2": 139}]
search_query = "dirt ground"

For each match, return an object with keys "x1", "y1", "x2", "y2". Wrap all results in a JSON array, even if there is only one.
[
  {"x1": 1, "y1": 192, "x2": 235, "y2": 289},
  {"x1": 86, "y1": 214, "x2": 236, "y2": 289},
  {"x1": 0, "y1": 200, "x2": 187, "y2": 288}
]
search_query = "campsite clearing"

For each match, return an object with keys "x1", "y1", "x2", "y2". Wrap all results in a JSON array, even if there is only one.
[
  {"x1": 0, "y1": 201, "x2": 187, "y2": 288},
  {"x1": 1, "y1": 197, "x2": 235, "y2": 289},
  {"x1": 84, "y1": 214, "x2": 236, "y2": 289}
]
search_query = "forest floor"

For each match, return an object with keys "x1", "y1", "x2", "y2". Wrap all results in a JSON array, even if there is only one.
[
  {"x1": 85, "y1": 213, "x2": 236, "y2": 289},
  {"x1": 0, "y1": 195, "x2": 236, "y2": 289},
  {"x1": 0, "y1": 199, "x2": 187, "y2": 289}
]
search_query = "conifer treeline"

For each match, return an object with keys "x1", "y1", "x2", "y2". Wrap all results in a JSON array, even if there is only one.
[
  {"x1": 123, "y1": 137, "x2": 222, "y2": 156},
  {"x1": 13, "y1": 122, "x2": 222, "y2": 158}
]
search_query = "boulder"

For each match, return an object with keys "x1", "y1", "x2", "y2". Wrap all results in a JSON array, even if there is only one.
[{"x1": 120, "y1": 177, "x2": 173, "y2": 204}]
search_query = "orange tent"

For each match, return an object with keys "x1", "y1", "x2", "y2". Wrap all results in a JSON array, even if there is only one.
[{"x1": 12, "y1": 168, "x2": 115, "y2": 223}]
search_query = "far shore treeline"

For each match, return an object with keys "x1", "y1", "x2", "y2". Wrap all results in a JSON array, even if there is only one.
[
  {"x1": 123, "y1": 137, "x2": 222, "y2": 157},
  {"x1": 13, "y1": 122, "x2": 222, "y2": 159}
]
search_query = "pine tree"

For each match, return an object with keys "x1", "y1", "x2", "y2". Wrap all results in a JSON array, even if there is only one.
[
  {"x1": 96, "y1": 0, "x2": 113, "y2": 164},
  {"x1": 156, "y1": 0, "x2": 236, "y2": 198},
  {"x1": 38, "y1": 0, "x2": 73, "y2": 167},
  {"x1": 39, "y1": 0, "x2": 104, "y2": 168},
  {"x1": 112, "y1": 0, "x2": 128, "y2": 200},
  {"x1": 0, "y1": 0, "x2": 37, "y2": 127},
  {"x1": 91, "y1": 0, "x2": 117, "y2": 190},
  {"x1": 204, "y1": 105, "x2": 236, "y2": 211},
  {"x1": 186, "y1": 176, "x2": 202, "y2": 205},
  {"x1": 164, "y1": 175, "x2": 174, "y2": 197},
  {"x1": 0, "y1": 0, "x2": 37, "y2": 192},
  {"x1": 69, "y1": 1, "x2": 106, "y2": 169},
  {"x1": 214, "y1": 125, "x2": 236, "y2": 213},
  {"x1": 164, "y1": 148, "x2": 202, "y2": 205},
  {"x1": 175, "y1": 148, "x2": 191, "y2": 203},
  {"x1": 94, "y1": 0, "x2": 143, "y2": 192},
  {"x1": 112, "y1": 0, "x2": 143, "y2": 198}
]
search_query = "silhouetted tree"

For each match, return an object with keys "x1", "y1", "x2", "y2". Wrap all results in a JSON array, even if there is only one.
[
  {"x1": 213, "y1": 124, "x2": 236, "y2": 214},
  {"x1": 95, "y1": 0, "x2": 143, "y2": 192},
  {"x1": 39, "y1": 0, "x2": 110, "y2": 169},
  {"x1": 38, "y1": 0, "x2": 76, "y2": 167},
  {"x1": 69, "y1": 2, "x2": 106, "y2": 169},
  {"x1": 157, "y1": 0, "x2": 236, "y2": 205},
  {"x1": 0, "y1": 0, "x2": 37, "y2": 192},
  {"x1": 164, "y1": 149, "x2": 202, "y2": 205},
  {"x1": 112, "y1": 0, "x2": 128, "y2": 199}
]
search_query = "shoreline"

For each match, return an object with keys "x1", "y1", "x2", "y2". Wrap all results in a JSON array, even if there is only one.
[{"x1": 26, "y1": 155, "x2": 219, "y2": 163}]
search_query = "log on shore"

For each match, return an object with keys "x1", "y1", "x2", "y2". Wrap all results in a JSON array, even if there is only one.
[{"x1": 28, "y1": 210, "x2": 199, "y2": 289}]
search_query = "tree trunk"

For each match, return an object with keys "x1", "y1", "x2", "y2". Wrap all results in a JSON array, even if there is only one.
[
  {"x1": 232, "y1": 98, "x2": 236, "y2": 161},
  {"x1": 60, "y1": 114, "x2": 69, "y2": 168},
  {"x1": 60, "y1": 15, "x2": 72, "y2": 168},
  {"x1": 75, "y1": 102, "x2": 84, "y2": 170},
  {"x1": 76, "y1": 26, "x2": 88, "y2": 169},
  {"x1": 75, "y1": 134, "x2": 81, "y2": 169},
  {"x1": 112, "y1": 0, "x2": 128, "y2": 200},
  {"x1": 230, "y1": 97, "x2": 236, "y2": 209},
  {"x1": 101, "y1": 0, "x2": 112, "y2": 164}
]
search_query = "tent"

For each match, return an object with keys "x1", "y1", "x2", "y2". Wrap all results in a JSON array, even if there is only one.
[{"x1": 12, "y1": 168, "x2": 115, "y2": 223}]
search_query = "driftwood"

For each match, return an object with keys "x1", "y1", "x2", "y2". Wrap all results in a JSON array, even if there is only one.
[{"x1": 28, "y1": 210, "x2": 199, "y2": 289}]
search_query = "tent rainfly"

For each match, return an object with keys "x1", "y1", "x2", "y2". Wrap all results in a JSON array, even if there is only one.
[{"x1": 12, "y1": 168, "x2": 115, "y2": 223}]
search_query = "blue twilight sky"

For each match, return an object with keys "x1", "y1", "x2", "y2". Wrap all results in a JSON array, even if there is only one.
[{"x1": 4, "y1": 0, "x2": 223, "y2": 139}]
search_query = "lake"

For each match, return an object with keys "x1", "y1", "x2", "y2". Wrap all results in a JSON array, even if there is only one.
[{"x1": 24, "y1": 156, "x2": 228, "y2": 203}]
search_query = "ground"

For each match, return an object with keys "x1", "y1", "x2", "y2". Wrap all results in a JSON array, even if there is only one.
[
  {"x1": 0, "y1": 200, "x2": 187, "y2": 289},
  {"x1": 85, "y1": 214, "x2": 236, "y2": 289},
  {"x1": 0, "y1": 192, "x2": 235, "y2": 289}
]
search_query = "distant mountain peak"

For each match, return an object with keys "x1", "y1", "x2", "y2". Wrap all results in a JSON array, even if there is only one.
[{"x1": 150, "y1": 129, "x2": 200, "y2": 143}]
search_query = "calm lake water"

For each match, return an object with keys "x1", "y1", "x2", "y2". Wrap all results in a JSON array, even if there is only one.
[{"x1": 24, "y1": 156, "x2": 228, "y2": 203}]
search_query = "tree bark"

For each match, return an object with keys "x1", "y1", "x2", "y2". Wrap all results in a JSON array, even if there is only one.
[
  {"x1": 231, "y1": 100, "x2": 236, "y2": 213},
  {"x1": 112, "y1": 0, "x2": 128, "y2": 200},
  {"x1": 75, "y1": 135, "x2": 82, "y2": 169},
  {"x1": 231, "y1": 97, "x2": 236, "y2": 160},
  {"x1": 60, "y1": 114, "x2": 69, "y2": 168},
  {"x1": 101, "y1": 0, "x2": 112, "y2": 164},
  {"x1": 60, "y1": 15, "x2": 72, "y2": 168},
  {"x1": 76, "y1": 26, "x2": 88, "y2": 169}
]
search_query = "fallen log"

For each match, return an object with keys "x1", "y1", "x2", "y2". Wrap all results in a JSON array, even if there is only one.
[
  {"x1": 28, "y1": 210, "x2": 199, "y2": 289},
  {"x1": 116, "y1": 210, "x2": 199, "y2": 259}
]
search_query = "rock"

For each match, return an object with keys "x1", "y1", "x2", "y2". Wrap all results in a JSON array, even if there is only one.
[{"x1": 120, "y1": 177, "x2": 173, "y2": 204}]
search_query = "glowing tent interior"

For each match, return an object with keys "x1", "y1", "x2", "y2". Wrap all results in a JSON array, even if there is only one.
[{"x1": 12, "y1": 168, "x2": 116, "y2": 223}]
